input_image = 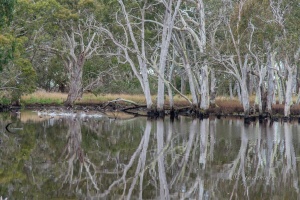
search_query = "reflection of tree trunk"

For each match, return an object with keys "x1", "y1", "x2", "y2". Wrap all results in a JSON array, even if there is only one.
[
  {"x1": 199, "y1": 119, "x2": 209, "y2": 168},
  {"x1": 209, "y1": 119, "x2": 216, "y2": 161},
  {"x1": 61, "y1": 118, "x2": 83, "y2": 186},
  {"x1": 156, "y1": 119, "x2": 170, "y2": 199},
  {"x1": 127, "y1": 120, "x2": 152, "y2": 200},
  {"x1": 228, "y1": 123, "x2": 248, "y2": 199},
  {"x1": 61, "y1": 118, "x2": 101, "y2": 191},
  {"x1": 283, "y1": 123, "x2": 298, "y2": 192},
  {"x1": 179, "y1": 119, "x2": 197, "y2": 173}
]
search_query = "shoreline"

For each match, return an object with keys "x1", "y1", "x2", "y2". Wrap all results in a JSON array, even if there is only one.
[{"x1": 3, "y1": 101, "x2": 300, "y2": 124}]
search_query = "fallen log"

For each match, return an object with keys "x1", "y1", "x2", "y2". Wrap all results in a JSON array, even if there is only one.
[{"x1": 102, "y1": 98, "x2": 145, "y2": 109}]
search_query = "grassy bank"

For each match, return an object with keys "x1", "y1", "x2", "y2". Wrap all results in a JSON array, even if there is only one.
[
  {"x1": 20, "y1": 91, "x2": 300, "y2": 117},
  {"x1": 21, "y1": 91, "x2": 245, "y2": 114},
  {"x1": 21, "y1": 91, "x2": 193, "y2": 106}
]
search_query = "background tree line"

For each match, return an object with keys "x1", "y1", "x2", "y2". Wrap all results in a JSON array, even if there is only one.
[{"x1": 0, "y1": 0, "x2": 300, "y2": 118}]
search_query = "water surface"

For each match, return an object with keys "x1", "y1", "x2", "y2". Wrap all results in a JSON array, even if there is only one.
[{"x1": 0, "y1": 111, "x2": 299, "y2": 199}]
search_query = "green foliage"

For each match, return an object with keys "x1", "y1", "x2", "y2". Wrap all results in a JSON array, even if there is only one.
[
  {"x1": 10, "y1": 58, "x2": 37, "y2": 101},
  {"x1": 22, "y1": 96, "x2": 63, "y2": 105},
  {"x1": 0, "y1": 34, "x2": 15, "y2": 71},
  {"x1": 0, "y1": 0, "x2": 16, "y2": 27},
  {"x1": 0, "y1": 0, "x2": 16, "y2": 71}
]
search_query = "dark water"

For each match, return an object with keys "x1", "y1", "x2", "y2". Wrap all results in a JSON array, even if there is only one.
[{"x1": 0, "y1": 111, "x2": 300, "y2": 199}]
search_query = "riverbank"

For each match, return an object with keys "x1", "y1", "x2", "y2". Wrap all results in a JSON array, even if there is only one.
[{"x1": 2, "y1": 91, "x2": 300, "y2": 122}]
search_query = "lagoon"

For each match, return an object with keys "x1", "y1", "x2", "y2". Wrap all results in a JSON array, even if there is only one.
[{"x1": 0, "y1": 111, "x2": 299, "y2": 199}]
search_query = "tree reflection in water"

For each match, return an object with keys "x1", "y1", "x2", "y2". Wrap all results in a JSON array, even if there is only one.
[{"x1": 0, "y1": 113, "x2": 300, "y2": 199}]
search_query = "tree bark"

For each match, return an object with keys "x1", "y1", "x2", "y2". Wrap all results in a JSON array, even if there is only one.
[
  {"x1": 240, "y1": 79, "x2": 250, "y2": 117},
  {"x1": 64, "y1": 53, "x2": 85, "y2": 106},
  {"x1": 284, "y1": 60, "x2": 296, "y2": 118},
  {"x1": 267, "y1": 52, "x2": 275, "y2": 115},
  {"x1": 200, "y1": 64, "x2": 209, "y2": 110}
]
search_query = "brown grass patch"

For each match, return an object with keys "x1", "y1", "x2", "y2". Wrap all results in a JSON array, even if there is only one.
[
  {"x1": 272, "y1": 104, "x2": 284, "y2": 115},
  {"x1": 215, "y1": 98, "x2": 244, "y2": 114}
]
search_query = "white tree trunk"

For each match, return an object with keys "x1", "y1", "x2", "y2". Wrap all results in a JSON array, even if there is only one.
[
  {"x1": 198, "y1": 0, "x2": 209, "y2": 110},
  {"x1": 156, "y1": 0, "x2": 182, "y2": 112},
  {"x1": 141, "y1": 63, "x2": 153, "y2": 110},
  {"x1": 267, "y1": 52, "x2": 275, "y2": 114},
  {"x1": 240, "y1": 80, "x2": 250, "y2": 117},
  {"x1": 284, "y1": 63, "x2": 296, "y2": 117},
  {"x1": 200, "y1": 65, "x2": 209, "y2": 109}
]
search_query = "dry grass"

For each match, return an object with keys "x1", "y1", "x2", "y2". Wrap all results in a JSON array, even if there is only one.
[
  {"x1": 215, "y1": 98, "x2": 244, "y2": 114},
  {"x1": 23, "y1": 92, "x2": 300, "y2": 116},
  {"x1": 21, "y1": 91, "x2": 195, "y2": 105},
  {"x1": 22, "y1": 91, "x2": 67, "y2": 104},
  {"x1": 77, "y1": 93, "x2": 148, "y2": 104}
]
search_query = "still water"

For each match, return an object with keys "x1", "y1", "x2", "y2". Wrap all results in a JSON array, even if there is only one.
[{"x1": 0, "y1": 110, "x2": 299, "y2": 199}]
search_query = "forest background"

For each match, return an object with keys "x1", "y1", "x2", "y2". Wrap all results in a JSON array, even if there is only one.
[{"x1": 0, "y1": 0, "x2": 300, "y2": 118}]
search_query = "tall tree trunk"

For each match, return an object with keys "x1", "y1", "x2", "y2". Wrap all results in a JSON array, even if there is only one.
[
  {"x1": 185, "y1": 62, "x2": 198, "y2": 107},
  {"x1": 284, "y1": 62, "x2": 296, "y2": 118},
  {"x1": 200, "y1": 65, "x2": 209, "y2": 110},
  {"x1": 141, "y1": 63, "x2": 153, "y2": 110},
  {"x1": 267, "y1": 52, "x2": 275, "y2": 115},
  {"x1": 240, "y1": 80, "x2": 250, "y2": 117},
  {"x1": 275, "y1": 72, "x2": 284, "y2": 104},
  {"x1": 156, "y1": 0, "x2": 182, "y2": 112},
  {"x1": 65, "y1": 55, "x2": 85, "y2": 106},
  {"x1": 198, "y1": 0, "x2": 209, "y2": 110}
]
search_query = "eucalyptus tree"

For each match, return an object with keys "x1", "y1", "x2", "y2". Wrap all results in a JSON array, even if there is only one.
[
  {"x1": 238, "y1": 0, "x2": 279, "y2": 116},
  {"x1": 269, "y1": 0, "x2": 300, "y2": 118},
  {"x1": 99, "y1": 0, "x2": 154, "y2": 110},
  {"x1": 178, "y1": 0, "x2": 210, "y2": 110},
  {"x1": 211, "y1": 0, "x2": 253, "y2": 117},
  {"x1": 22, "y1": 0, "x2": 105, "y2": 106},
  {"x1": 173, "y1": 31, "x2": 199, "y2": 107},
  {"x1": 154, "y1": 0, "x2": 182, "y2": 113}
]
